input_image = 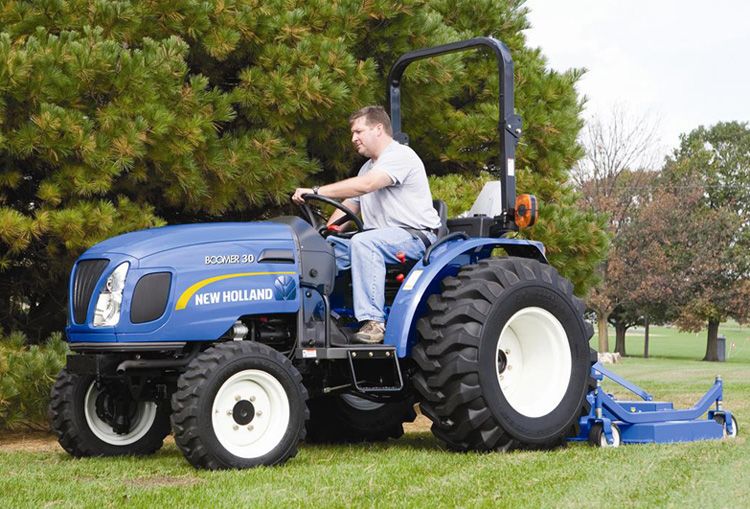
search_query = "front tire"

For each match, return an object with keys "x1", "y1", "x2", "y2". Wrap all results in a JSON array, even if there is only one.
[
  {"x1": 412, "y1": 257, "x2": 593, "y2": 450},
  {"x1": 171, "y1": 342, "x2": 308, "y2": 469},
  {"x1": 48, "y1": 369, "x2": 171, "y2": 457}
]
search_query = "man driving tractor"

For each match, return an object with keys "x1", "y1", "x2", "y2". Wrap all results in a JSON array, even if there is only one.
[{"x1": 292, "y1": 105, "x2": 440, "y2": 344}]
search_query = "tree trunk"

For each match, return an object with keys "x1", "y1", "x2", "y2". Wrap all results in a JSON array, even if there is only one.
[
  {"x1": 643, "y1": 316, "x2": 649, "y2": 359},
  {"x1": 703, "y1": 319, "x2": 720, "y2": 362},
  {"x1": 0, "y1": 290, "x2": 9, "y2": 336},
  {"x1": 614, "y1": 323, "x2": 627, "y2": 356},
  {"x1": 597, "y1": 313, "x2": 609, "y2": 353}
]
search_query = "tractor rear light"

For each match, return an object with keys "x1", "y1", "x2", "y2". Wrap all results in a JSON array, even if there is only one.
[
  {"x1": 92, "y1": 262, "x2": 129, "y2": 327},
  {"x1": 515, "y1": 194, "x2": 538, "y2": 229}
]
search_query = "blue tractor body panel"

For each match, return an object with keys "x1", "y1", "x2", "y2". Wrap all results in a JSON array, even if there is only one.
[
  {"x1": 384, "y1": 236, "x2": 546, "y2": 357},
  {"x1": 84, "y1": 222, "x2": 295, "y2": 258},
  {"x1": 67, "y1": 220, "x2": 544, "y2": 350},
  {"x1": 67, "y1": 222, "x2": 301, "y2": 345}
]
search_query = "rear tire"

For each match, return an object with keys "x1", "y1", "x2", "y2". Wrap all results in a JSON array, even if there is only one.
[
  {"x1": 411, "y1": 257, "x2": 593, "y2": 451},
  {"x1": 306, "y1": 393, "x2": 416, "y2": 443},
  {"x1": 171, "y1": 342, "x2": 308, "y2": 469},
  {"x1": 48, "y1": 369, "x2": 170, "y2": 457}
]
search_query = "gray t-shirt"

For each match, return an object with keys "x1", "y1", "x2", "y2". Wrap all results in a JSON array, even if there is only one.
[{"x1": 351, "y1": 141, "x2": 441, "y2": 230}]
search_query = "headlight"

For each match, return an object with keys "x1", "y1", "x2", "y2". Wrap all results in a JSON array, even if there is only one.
[{"x1": 93, "y1": 262, "x2": 129, "y2": 327}]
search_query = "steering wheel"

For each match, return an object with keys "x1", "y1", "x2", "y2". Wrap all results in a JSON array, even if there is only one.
[{"x1": 297, "y1": 193, "x2": 364, "y2": 237}]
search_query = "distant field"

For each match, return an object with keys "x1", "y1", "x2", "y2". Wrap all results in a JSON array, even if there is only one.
[
  {"x1": 592, "y1": 321, "x2": 750, "y2": 362},
  {"x1": 1, "y1": 324, "x2": 748, "y2": 508}
]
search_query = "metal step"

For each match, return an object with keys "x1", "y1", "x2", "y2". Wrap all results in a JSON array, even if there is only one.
[
  {"x1": 347, "y1": 346, "x2": 403, "y2": 392},
  {"x1": 295, "y1": 344, "x2": 397, "y2": 360},
  {"x1": 295, "y1": 344, "x2": 403, "y2": 392}
]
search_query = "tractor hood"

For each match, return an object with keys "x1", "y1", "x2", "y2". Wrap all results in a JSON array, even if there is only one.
[
  {"x1": 66, "y1": 216, "x2": 335, "y2": 344},
  {"x1": 84, "y1": 222, "x2": 295, "y2": 260}
]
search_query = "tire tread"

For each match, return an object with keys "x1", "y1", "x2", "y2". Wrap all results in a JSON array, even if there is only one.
[
  {"x1": 411, "y1": 257, "x2": 593, "y2": 451},
  {"x1": 171, "y1": 341, "x2": 308, "y2": 469},
  {"x1": 49, "y1": 369, "x2": 170, "y2": 457}
]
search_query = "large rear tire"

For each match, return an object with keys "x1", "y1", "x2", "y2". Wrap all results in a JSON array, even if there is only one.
[
  {"x1": 411, "y1": 257, "x2": 593, "y2": 450},
  {"x1": 48, "y1": 369, "x2": 171, "y2": 457},
  {"x1": 171, "y1": 342, "x2": 308, "y2": 469},
  {"x1": 306, "y1": 393, "x2": 416, "y2": 443}
]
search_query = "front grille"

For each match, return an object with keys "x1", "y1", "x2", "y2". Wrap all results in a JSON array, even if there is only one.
[{"x1": 72, "y1": 259, "x2": 109, "y2": 324}]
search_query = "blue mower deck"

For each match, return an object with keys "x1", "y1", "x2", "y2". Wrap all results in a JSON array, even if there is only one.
[{"x1": 569, "y1": 362, "x2": 737, "y2": 446}]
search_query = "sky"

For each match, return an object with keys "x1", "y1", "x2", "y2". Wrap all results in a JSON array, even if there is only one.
[{"x1": 523, "y1": 0, "x2": 750, "y2": 159}]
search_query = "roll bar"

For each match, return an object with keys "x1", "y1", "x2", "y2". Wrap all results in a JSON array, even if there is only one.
[{"x1": 386, "y1": 36, "x2": 522, "y2": 231}]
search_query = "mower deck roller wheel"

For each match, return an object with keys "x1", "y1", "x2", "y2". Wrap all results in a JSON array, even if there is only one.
[
  {"x1": 588, "y1": 423, "x2": 621, "y2": 447},
  {"x1": 171, "y1": 341, "x2": 308, "y2": 469},
  {"x1": 49, "y1": 369, "x2": 171, "y2": 456},
  {"x1": 412, "y1": 257, "x2": 593, "y2": 450},
  {"x1": 714, "y1": 413, "x2": 739, "y2": 438}
]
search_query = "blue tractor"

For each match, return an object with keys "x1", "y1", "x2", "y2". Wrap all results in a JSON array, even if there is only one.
[{"x1": 49, "y1": 38, "x2": 595, "y2": 469}]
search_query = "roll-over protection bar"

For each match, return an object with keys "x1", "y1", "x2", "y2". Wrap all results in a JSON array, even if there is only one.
[{"x1": 386, "y1": 36, "x2": 522, "y2": 232}]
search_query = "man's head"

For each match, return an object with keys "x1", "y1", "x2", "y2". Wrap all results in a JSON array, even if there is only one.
[{"x1": 349, "y1": 106, "x2": 393, "y2": 159}]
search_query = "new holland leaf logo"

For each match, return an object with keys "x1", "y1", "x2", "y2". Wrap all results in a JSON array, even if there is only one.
[{"x1": 273, "y1": 275, "x2": 297, "y2": 301}]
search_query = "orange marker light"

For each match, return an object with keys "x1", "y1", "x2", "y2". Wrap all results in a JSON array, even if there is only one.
[{"x1": 515, "y1": 194, "x2": 538, "y2": 229}]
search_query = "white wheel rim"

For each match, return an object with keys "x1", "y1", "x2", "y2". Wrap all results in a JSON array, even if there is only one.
[
  {"x1": 600, "y1": 425, "x2": 621, "y2": 447},
  {"x1": 340, "y1": 393, "x2": 384, "y2": 411},
  {"x1": 84, "y1": 382, "x2": 157, "y2": 446},
  {"x1": 211, "y1": 369, "x2": 290, "y2": 459},
  {"x1": 728, "y1": 416, "x2": 738, "y2": 438},
  {"x1": 495, "y1": 307, "x2": 572, "y2": 417}
]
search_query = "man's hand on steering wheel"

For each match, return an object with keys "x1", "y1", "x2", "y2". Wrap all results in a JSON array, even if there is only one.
[
  {"x1": 291, "y1": 188, "x2": 314, "y2": 205},
  {"x1": 291, "y1": 191, "x2": 364, "y2": 237}
]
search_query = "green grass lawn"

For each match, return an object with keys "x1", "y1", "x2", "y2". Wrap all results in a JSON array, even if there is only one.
[
  {"x1": 608, "y1": 321, "x2": 750, "y2": 363},
  {"x1": 2, "y1": 325, "x2": 749, "y2": 508}
]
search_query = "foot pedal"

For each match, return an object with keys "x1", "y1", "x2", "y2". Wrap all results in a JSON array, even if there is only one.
[{"x1": 347, "y1": 346, "x2": 403, "y2": 392}]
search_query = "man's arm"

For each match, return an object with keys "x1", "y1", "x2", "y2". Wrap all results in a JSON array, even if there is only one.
[
  {"x1": 292, "y1": 170, "x2": 392, "y2": 204},
  {"x1": 327, "y1": 199, "x2": 361, "y2": 227}
]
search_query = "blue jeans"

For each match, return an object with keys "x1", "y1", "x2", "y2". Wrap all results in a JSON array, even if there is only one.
[{"x1": 328, "y1": 227, "x2": 436, "y2": 323}]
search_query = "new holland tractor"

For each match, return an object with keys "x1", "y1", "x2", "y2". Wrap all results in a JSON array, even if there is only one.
[{"x1": 49, "y1": 38, "x2": 595, "y2": 469}]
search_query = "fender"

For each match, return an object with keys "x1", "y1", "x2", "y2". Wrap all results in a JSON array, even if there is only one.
[{"x1": 384, "y1": 236, "x2": 547, "y2": 357}]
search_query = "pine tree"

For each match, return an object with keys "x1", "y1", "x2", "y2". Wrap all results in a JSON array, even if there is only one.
[{"x1": 0, "y1": 0, "x2": 607, "y2": 339}]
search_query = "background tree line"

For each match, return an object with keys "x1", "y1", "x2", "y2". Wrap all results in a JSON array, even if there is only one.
[
  {"x1": 0, "y1": 0, "x2": 608, "y2": 341},
  {"x1": 576, "y1": 111, "x2": 750, "y2": 362}
]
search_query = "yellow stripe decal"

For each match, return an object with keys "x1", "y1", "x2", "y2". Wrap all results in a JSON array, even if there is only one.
[{"x1": 175, "y1": 272, "x2": 297, "y2": 310}]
